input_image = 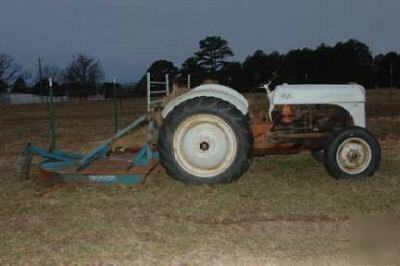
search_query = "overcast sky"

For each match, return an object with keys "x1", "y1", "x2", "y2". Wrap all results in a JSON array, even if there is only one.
[{"x1": 0, "y1": 0, "x2": 399, "y2": 82}]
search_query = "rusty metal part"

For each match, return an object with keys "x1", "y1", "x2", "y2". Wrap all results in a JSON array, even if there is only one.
[
  {"x1": 251, "y1": 122, "x2": 273, "y2": 149},
  {"x1": 250, "y1": 118, "x2": 332, "y2": 156},
  {"x1": 281, "y1": 105, "x2": 294, "y2": 124},
  {"x1": 275, "y1": 132, "x2": 331, "y2": 139},
  {"x1": 251, "y1": 121, "x2": 300, "y2": 155}
]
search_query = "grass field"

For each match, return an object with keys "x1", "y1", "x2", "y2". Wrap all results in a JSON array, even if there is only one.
[{"x1": 1, "y1": 90, "x2": 399, "y2": 265}]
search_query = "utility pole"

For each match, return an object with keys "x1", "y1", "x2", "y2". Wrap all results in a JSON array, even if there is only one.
[
  {"x1": 389, "y1": 61, "x2": 394, "y2": 102},
  {"x1": 112, "y1": 77, "x2": 119, "y2": 133},
  {"x1": 38, "y1": 58, "x2": 44, "y2": 103}
]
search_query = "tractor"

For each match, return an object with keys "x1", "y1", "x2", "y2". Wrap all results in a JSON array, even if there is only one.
[
  {"x1": 19, "y1": 77, "x2": 380, "y2": 185},
  {"x1": 158, "y1": 82, "x2": 380, "y2": 184}
]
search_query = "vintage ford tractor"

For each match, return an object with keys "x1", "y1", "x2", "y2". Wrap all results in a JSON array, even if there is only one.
[
  {"x1": 20, "y1": 79, "x2": 380, "y2": 186},
  {"x1": 159, "y1": 83, "x2": 381, "y2": 184}
]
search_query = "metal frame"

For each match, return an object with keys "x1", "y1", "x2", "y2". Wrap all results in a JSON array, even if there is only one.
[
  {"x1": 147, "y1": 73, "x2": 169, "y2": 113},
  {"x1": 146, "y1": 73, "x2": 171, "y2": 160}
]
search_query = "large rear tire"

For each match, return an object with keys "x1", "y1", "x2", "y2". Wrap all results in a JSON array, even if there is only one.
[
  {"x1": 323, "y1": 127, "x2": 380, "y2": 179},
  {"x1": 158, "y1": 97, "x2": 252, "y2": 184}
]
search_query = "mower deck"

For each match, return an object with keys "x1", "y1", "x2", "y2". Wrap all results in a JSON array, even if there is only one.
[{"x1": 38, "y1": 154, "x2": 159, "y2": 185}]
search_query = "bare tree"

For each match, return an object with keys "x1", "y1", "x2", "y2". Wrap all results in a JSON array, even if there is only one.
[
  {"x1": 62, "y1": 54, "x2": 104, "y2": 97},
  {"x1": 0, "y1": 54, "x2": 21, "y2": 92}
]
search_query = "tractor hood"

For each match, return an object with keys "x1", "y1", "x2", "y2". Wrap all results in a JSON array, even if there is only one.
[{"x1": 271, "y1": 84, "x2": 366, "y2": 105}]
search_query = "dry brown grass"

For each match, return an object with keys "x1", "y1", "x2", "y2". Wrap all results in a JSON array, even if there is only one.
[{"x1": 0, "y1": 90, "x2": 399, "y2": 264}]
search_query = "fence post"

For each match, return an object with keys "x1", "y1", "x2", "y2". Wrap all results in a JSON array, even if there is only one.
[
  {"x1": 165, "y1": 74, "x2": 170, "y2": 95},
  {"x1": 113, "y1": 77, "x2": 119, "y2": 133},
  {"x1": 48, "y1": 78, "x2": 56, "y2": 151},
  {"x1": 187, "y1": 74, "x2": 191, "y2": 89}
]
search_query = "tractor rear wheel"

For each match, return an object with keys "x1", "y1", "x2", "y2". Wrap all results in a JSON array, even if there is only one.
[
  {"x1": 158, "y1": 97, "x2": 252, "y2": 184},
  {"x1": 323, "y1": 127, "x2": 380, "y2": 179}
]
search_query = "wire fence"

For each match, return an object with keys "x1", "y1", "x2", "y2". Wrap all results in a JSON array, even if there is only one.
[
  {"x1": 0, "y1": 76, "x2": 161, "y2": 152},
  {"x1": 0, "y1": 93, "x2": 108, "y2": 105}
]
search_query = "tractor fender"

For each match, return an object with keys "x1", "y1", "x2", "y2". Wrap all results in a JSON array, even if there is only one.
[{"x1": 161, "y1": 84, "x2": 249, "y2": 118}]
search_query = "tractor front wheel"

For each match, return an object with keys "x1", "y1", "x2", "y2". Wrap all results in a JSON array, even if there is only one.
[
  {"x1": 158, "y1": 97, "x2": 252, "y2": 184},
  {"x1": 323, "y1": 127, "x2": 380, "y2": 179}
]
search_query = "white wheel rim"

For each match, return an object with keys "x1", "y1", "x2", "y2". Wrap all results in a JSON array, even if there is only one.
[
  {"x1": 336, "y1": 137, "x2": 372, "y2": 175},
  {"x1": 173, "y1": 114, "x2": 237, "y2": 178}
]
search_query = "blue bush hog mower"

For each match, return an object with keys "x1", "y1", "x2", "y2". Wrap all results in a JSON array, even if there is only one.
[{"x1": 18, "y1": 115, "x2": 159, "y2": 185}]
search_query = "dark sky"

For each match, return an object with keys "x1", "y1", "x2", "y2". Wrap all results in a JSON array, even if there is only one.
[{"x1": 0, "y1": 0, "x2": 399, "y2": 82}]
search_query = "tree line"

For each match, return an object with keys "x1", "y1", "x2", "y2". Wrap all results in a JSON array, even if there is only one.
[
  {"x1": 137, "y1": 36, "x2": 400, "y2": 93},
  {"x1": 1, "y1": 36, "x2": 399, "y2": 97},
  {"x1": 0, "y1": 54, "x2": 108, "y2": 97}
]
